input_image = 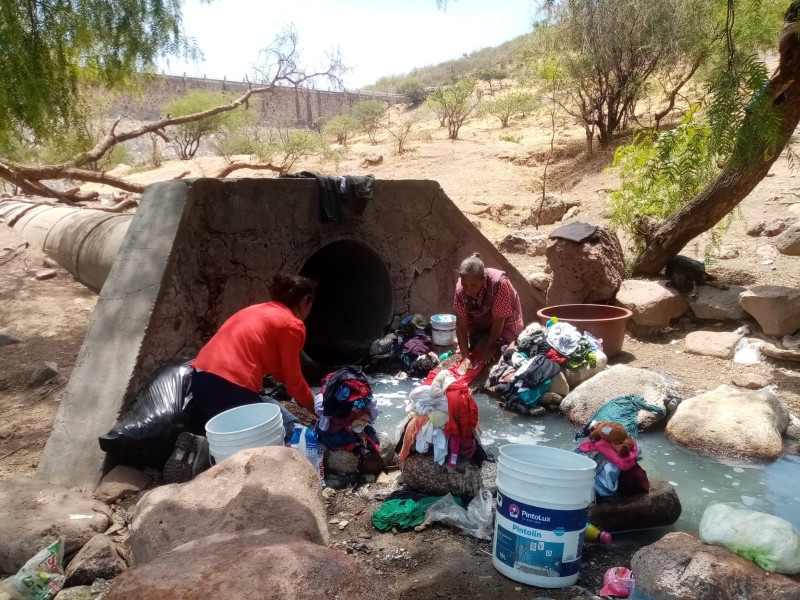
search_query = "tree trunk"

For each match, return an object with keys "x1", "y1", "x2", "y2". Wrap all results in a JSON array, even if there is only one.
[
  {"x1": 633, "y1": 4, "x2": 800, "y2": 275},
  {"x1": 585, "y1": 125, "x2": 594, "y2": 153}
]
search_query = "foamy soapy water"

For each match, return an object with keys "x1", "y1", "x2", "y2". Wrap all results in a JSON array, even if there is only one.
[{"x1": 369, "y1": 376, "x2": 800, "y2": 532}]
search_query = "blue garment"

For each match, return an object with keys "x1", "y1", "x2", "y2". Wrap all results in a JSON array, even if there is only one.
[
  {"x1": 335, "y1": 386, "x2": 351, "y2": 402},
  {"x1": 517, "y1": 379, "x2": 552, "y2": 408},
  {"x1": 575, "y1": 395, "x2": 664, "y2": 440}
]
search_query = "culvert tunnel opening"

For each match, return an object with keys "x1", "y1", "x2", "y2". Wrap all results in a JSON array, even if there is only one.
[{"x1": 299, "y1": 240, "x2": 393, "y2": 366}]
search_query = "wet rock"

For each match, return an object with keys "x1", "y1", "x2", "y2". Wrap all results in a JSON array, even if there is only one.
[
  {"x1": 740, "y1": 285, "x2": 800, "y2": 336},
  {"x1": 93, "y1": 466, "x2": 151, "y2": 504},
  {"x1": 105, "y1": 531, "x2": 386, "y2": 600},
  {"x1": 564, "y1": 350, "x2": 608, "y2": 389},
  {"x1": 732, "y1": 373, "x2": 770, "y2": 390},
  {"x1": 498, "y1": 228, "x2": 548, "y2": 256},
  {"x1": 65, "y1": 534, "x2": 127, "y2": 586},
  {"x1": 588, "y1": 477, "x2": 681, "y2": 531},
  {"x1": 324, "y1": 450, "x2": 359, "y2": 474},
  {"x1": 130, "y1": 447, "x2": 328, "y2": 565},
  {"x1": 563, "y1": 205, "x2": 579, "y2": 220},
  {"x1": 546, "y1": 226, "x2": 625, "y2": 305},
  {"x1": 756, "y1": 244, "x2": 778, "y2": 260},
  {"x1": 539, "y1": 392, "x2": 563, "y2": 410},
  {"x1": 747, "y1": 218, "x2": 795, "y2": 237},
  {"x1": 0, "y1": 331, "x2": 22, "y2": 346},
  {"x1": 632, "y1": 531, "x2": 800, "y2": 600},
  {"x1": 684, "y1": 330, "x2": 743, "y2": 359},
  {"x1": 689, "y1": 285, "x2": 747, "y2": 321},
  {"x1": 28, "y1": 361, "x2": 59, "y2": 387},
  {"x1": 666, "y1": 385, "x2": 789, "y2": 459},
  {"x1": 549, "y1": 372, "x2": 570, "y2": 396},
  {"x1": 54, "y1": 586, "x2": 96, "y2": 600},
  {"x1": 561, "y1": 365, "x2": 690, "y2": 430},
  {"x1": 378, "y1": 432, "x2": 397, "y2": 468},
  {"x1": 615, "y1": 280, "x2": 689, "y2": 328},
  {"x1": 529, "y1": 192, "x2": 579, "y2": 226},
  {"x1": 400, "y1": 454, "x2": 493, "y2": 496},
  {"x1": 775, "y1": 222, "x2": 800, "y2": 255},
  {"x1": 0, "y1": 477, "x2": 111, "y2": 573},
  {"x1": 34, "y1": 268, "x2": 58, "y2": 280}
]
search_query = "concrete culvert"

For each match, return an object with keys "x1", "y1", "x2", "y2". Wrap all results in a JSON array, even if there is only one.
[{"x1": 300, "y1": 239, "x2": 393, "y2": 364}]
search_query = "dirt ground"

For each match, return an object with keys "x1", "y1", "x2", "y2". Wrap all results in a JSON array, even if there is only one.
[{"x1": 1, "y1": 95, "x2": 799, "y2": 598}]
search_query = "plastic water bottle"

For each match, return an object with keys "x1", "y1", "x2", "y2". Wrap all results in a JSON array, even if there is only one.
[
  {"x1": 304, "y1": 428, "x2": 325, "y2": 486},
  {"x1": 585, "y1": 523, "x2": 612, "y2": 544}
]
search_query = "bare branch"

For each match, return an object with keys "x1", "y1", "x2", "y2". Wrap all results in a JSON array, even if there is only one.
[{"x1": 215, "y1": 162, "x2": 286, "y2": 178}]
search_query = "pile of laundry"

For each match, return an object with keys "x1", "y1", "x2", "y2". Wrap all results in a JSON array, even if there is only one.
[
  {"x1": 314, "y1": 366, "x2": 380, "y2": 457},
  {"x1": 396, "y1": 368, "x2": 491, "y2": 469},
  {"x1": 487, "y1": 320, "x2": 603, "y2": 415},
  {"x1": 369, "y1": 314, "x2": 440, "y2": 377},
  {"x1": 573, "y1": 395, "x2": 665, "y2": 499}
]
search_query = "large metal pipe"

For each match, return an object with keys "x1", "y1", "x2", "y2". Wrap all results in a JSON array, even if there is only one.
[{"x1": 0, "y1": 200, "x2": 132, "y2": 291}]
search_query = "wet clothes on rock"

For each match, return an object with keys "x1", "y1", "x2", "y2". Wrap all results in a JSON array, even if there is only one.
[
  {"x1": 281, "y1": 171, "x2": 374, "y2": 223},
  {"x1": 574, "y1": 395, "x2": 665, "y2": 441},
  {"x1": 496, "y1": 355, "x2": 561, "y2": 413},
  {"x1": 454, "y1": 268, "x2": 524, "y2": 345}
]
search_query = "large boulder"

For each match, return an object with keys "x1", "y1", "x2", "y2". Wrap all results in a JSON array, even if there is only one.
[
  {"x1": 545, "y1": 226, "x2": 625, "y2": 305},
  {"x1": 130, "y1": 447, "x2": 328, "y2": 566},
  {"x1": 631, "y1": 531, "x2": 800, "y2": 600},
  {"x1": 64, "y1": 534, "x2": 127, "y2": 586},
  {"x1": 615, "y1": 280, "x2": 689, "y2": 328},
  {"x1": 0, "y1": 477, "x2": 111, "y2": 573},
  {"x1": 529, "y1": 192, "x2": 579, "y2": 226},
  {"x1": 689, "y1": 285, "x2": 748, "y2": 321},
  {"x1": 105, "y1": 531, "x2": 387, "y2": 600},
  {"x1": 560, "y1": 365, "x2": 689, "y2": 429},
  {"x1": 740, "y1": 286, "x2": 800, "y2": 336},
  {"x1": 684, "y1": 330, "x2": 743, "y2": 359},
  {"x1": 400, "y1": 454, "x2": 495, "y2": 496},
  {"x1": 588, "y1": 477, "x2": 681, "y2": 532},
  {"x1": 775, "y1": 222, "x2": 800, "y2": 255},
  {"x1": 666, "y1": 385, "x2": 789, "y2": 459},
  {"x1": 497, "y1": 228, "x2": 548, "y2": 256}
]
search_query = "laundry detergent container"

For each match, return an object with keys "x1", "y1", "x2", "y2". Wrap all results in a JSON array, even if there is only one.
[{"x1": 431, "y1": 314, "x2": 457, "y2": 346}]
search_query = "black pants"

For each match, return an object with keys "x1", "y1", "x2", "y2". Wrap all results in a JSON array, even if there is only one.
[{"x1": 184, "y1": 369, "x2": 262, "y2": 435}]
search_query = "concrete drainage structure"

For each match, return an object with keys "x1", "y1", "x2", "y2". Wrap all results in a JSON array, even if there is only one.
[{"x1": 2, "y1": 179, "x2": 544, "y2": 489}]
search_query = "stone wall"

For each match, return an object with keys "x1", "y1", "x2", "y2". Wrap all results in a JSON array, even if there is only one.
[{"x1": 109, "y1": 75, "x2": 403, "y2": 124}]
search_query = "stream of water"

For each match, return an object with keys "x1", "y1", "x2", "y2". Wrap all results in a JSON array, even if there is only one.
[{"x1": 369, "y1": 375, "x2": 800, "y2": 532}]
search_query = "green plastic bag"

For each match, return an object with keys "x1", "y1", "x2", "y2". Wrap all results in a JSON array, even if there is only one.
[{"x1": 372, "y1": 496, "x2": 460, "y2": 531}]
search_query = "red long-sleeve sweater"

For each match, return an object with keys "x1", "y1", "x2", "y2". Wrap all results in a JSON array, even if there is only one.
[{"x1": 192, "y1": 301, "x2": 314, "y2": 408}]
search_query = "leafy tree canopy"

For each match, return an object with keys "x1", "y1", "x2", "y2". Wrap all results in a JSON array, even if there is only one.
[{"x1": 0, "y1": 0, "x2": 203, "y2": 140}]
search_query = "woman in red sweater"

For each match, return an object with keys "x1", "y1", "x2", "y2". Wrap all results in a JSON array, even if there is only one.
[
  {"x1": 188, "y1": 273, "x2": 316, "y2": 425},
  {"x1": 166, "y1": 274, "x2": 315, "y2": 482}
]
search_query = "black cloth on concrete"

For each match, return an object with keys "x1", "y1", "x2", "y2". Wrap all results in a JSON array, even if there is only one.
[
  {"x1": 281, "y1": 171, "x2": 375, "y2": 223},
  {"x1": 183, "y1": 369, "x2": 262, "y2": 434},
  {"x1": 549, "y1": 222, "x2": 599, "y2": 243}
]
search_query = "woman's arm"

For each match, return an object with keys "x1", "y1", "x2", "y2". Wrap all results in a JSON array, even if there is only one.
[{"x1": 278, "y1": 324, "x2": 315, "y2": 411}]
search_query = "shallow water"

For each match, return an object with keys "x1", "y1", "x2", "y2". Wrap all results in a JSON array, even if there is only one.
[{"x1": 370, "y1": 375, "x2": 800, "y2": 531}]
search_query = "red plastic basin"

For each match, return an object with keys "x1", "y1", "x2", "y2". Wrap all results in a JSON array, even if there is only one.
[{"x1": 536, "y1": 304, "x2": 632, "y2": 357}]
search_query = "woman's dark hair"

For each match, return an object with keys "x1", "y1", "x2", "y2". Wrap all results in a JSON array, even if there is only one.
[
  {"x1": 269, "y1": 273, "x2": 315, "y2": 308},
  {"x1": 459, "y1": 252, "x2": 486, "y2": 278}
]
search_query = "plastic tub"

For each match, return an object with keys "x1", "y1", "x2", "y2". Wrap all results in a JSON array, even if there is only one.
[
  {"x1": 205, "y1": 404, "x2": 285, "y2": 462},
  {"x1": 430, "y1": 313, "x2": 457, "y2": 346},
  {"x1": 493, "y1": 444, "x2": 596, "y2": 588},
  {"x1": 536, "y1": 304, "x2": 632, "y2": 357}
]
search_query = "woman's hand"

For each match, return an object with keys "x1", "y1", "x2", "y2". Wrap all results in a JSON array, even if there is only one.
[
  {"x1": 483, "y1": 348, "x2": 499, "y2": 365},
  {"x1": 457, "y1": 357, "x2": 472, "y2": 376}
]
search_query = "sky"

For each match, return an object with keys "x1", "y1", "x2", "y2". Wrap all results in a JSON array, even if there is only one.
[{"x1": 163, "y1": 0, "x2": 537, "y2": 89}]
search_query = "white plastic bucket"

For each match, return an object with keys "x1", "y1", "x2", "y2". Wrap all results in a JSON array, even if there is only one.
[
  {"x1": 430, "y1": 313, "x2": 457, "y2": 346},
  {"x1": 205, "y1": 403, "x2": 285, "y2": 463},
  {"x1": 493, "y1": 444, "x2": 597, "y2": 588}
]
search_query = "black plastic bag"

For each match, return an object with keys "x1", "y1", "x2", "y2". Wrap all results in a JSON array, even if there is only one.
[{"x1": 98, "y1": 360, "x2": 193, "y2": 469}]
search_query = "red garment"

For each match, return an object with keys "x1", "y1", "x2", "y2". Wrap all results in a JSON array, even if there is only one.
[
  {"x1": 192, "y1": 301, "x2": 314, "y2": 408},
  {"x1": 443, "y1": 382, "x2": 479, "y2": 439},
  {"x1": 546, "y1": 349, "x2": 566, "y2": 365},
  {"x1": 346, "y1": 380, "x2": 371, "y2": 400}
]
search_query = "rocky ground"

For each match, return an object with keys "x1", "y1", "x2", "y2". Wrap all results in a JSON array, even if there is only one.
[{"x1": 2, "y1": 97, "x2": 800, "y2": 598}]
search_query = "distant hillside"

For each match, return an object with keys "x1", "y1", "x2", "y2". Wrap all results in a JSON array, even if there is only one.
[{"x1": 363, "y1": 33, "x2": 532, "y2": 92}]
